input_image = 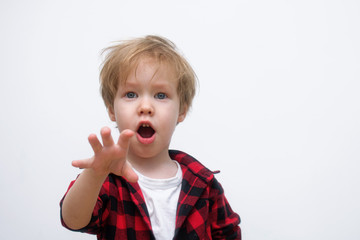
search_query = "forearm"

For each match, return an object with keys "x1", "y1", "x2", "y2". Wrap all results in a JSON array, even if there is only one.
[
  {"x1": 61, "y1": 128, "x2": 136, "y2": 230},
  {"x1": 61, "y1": 169, "x2": 108, "y2": 230}
]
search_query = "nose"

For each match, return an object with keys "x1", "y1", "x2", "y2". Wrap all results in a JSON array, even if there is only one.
[{"x1": 138, "y1": 97, "x2": 154, "y2": 116}]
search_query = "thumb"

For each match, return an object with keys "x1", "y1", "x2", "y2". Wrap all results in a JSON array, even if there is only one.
[{"x1": 71, "y1": 157, "x2": 93, "y2": 169}]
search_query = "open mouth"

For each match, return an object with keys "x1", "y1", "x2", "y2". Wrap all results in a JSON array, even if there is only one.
[{"x1": 137, "y1": 124, "x2": 155, "y2": 139}]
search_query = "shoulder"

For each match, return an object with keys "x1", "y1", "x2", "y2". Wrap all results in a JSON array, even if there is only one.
[
  {"x1": 169, "y1": 149, "x2": 219, "y2": 184},
  {"x1": 96, "y1": 173, "x2": 141, "y2": 200}
]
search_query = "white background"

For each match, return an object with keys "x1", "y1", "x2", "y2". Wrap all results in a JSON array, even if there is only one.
[{"x1": 0, "y1": 0, "x2": 359, "y2": 239}]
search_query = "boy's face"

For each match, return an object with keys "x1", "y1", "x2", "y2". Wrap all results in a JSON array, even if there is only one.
[{"x1": 108, "y1": 57, "x2": 186, "y2": 160}]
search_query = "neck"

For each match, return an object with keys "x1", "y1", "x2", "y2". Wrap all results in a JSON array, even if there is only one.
[{"x1": 127, "y1": 149, "x2": 178, "y2": 179}]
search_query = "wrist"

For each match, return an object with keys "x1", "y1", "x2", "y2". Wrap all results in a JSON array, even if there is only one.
[{"x1": 82, "y1": 168, "x2": 109, "y2": 184}]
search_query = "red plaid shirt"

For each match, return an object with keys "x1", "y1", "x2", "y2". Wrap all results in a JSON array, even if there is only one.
[{"x1": 60, "y1": 150, "x2": 241, "y2": 239}]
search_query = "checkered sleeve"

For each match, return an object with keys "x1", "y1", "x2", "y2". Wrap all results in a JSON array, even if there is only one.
[
  {"x1": 60, "y1": 178, "x2": 110, "y2": 235},
  {"x1": 209, "y1": 178, "x2": 241, "y2": 239}
]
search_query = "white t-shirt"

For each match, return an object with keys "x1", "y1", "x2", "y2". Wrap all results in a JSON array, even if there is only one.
[{"x1": 133, "y1": 161, "x2": 182, "y2": 240}]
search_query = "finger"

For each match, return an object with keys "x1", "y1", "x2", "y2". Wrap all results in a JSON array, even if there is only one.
[
  {"x1": 88, "y1": 134, "x2": 102, "y2": 153},
  {"x1": 100, "y1": 127, "x2": 114, "y2": 147},
  {"x1": 117, "y1": 129, "x2": 134, "y2": 149},
  {"x1": 121, "y1": 161, "x2": 138, "y2": 183},
  {"x1": 72, "y1": 157, "x2": 93, "y2": 169}
]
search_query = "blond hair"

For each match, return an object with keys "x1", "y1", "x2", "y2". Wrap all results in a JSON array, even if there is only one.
[{"x1": 100, "y1": 35, "x2": 197, "y2": 113}]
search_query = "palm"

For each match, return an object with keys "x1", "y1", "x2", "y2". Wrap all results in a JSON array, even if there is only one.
[{"x1": 72, "y1": 127, "x2": 138, "y2": 182}]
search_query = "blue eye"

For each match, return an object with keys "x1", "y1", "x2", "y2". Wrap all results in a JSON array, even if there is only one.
[
  {"x1": 155, "y1": 93, "x2": 167, "y2": 99},
  {"x1": 125, "y1": 92, "x2": 137, "y2": 98}
]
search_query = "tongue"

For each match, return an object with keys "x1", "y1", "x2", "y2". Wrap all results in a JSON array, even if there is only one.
[{"x1": 138, "y1": 126, "x2": 155, "y2": 138}]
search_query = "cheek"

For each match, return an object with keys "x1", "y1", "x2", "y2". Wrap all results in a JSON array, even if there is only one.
[
  {"x1": 113, "y1": 106, "x2": 132, "y2": 129},
  {"x1": 164, "y1": 109, "x2": 181, "y2": 129}
]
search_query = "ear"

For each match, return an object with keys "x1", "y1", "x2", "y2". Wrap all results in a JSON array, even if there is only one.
[
  {"x1": 177, "y1": 106, "x2": 187, "y2": 123},
  {"x1": 108, "y1": 107, "x2": 116, "y2": 122}
]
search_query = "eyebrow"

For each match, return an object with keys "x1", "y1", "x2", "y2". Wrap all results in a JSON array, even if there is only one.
[{"x1": 152, "y1": 80, "x2": 178, "y2": 92}]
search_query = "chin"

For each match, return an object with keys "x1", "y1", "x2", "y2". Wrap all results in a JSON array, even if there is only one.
[{"x1": 129, "y1": 144, "x2": 168, "y2": 160}]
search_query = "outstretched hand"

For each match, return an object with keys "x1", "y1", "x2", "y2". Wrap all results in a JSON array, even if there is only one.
[{"x1": 72, "y1": 127, "x2": 138, "y2": 182}]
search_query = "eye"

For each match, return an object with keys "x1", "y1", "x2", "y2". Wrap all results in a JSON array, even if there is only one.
[
  {"x1": 125, "y1": 92, "x2": 137, "y2": 98},
  {"x1": 155, "y1": 92, "x2": 167, "y2": 99}
]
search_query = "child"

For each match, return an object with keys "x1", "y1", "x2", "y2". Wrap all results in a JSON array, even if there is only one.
[{"x1": 60, "y1": 35, "x2": 241, "y2": 240}]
